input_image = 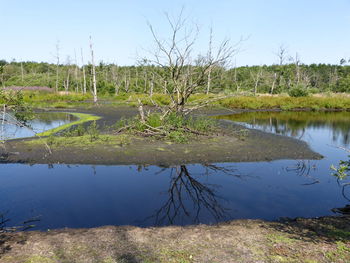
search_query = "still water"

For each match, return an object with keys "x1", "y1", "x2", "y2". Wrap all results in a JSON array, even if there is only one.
[
  {"x1": 1, "y1": 112, "x2": 77, "y2": 139},
  {"x1": 1, "y1": 111, "x2": 349, "y2": 230}
]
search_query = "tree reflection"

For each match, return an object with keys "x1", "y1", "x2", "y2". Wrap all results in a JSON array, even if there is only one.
[
  {"x1": 220, "y1": 111, "x2": 350, "y2": 147},
  {"x1": 0, "y1": 211, "x2": 40, "y2": 232},
  {"x1": 285, "y1": 160, "x2": 320, "y2": 185},
  {"x1": 145, "y1": 164, "x2": 240, "y2": 226}
]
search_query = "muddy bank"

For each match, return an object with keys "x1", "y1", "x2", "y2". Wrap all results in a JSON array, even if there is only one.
[
  {"x1": 0, "y1": 106, "x2": 322, "y2": 165},
  {"x1": 1, "y1": 216, "x2": 349, "y2": 263}
]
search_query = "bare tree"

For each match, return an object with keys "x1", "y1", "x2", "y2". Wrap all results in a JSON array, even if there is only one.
[
  {"x1": 251, "y1": 68, "x2": 262, "y2": 96},
  {"x1": 111, "y1": 65, "x2": 120, "y2": 95},
  {"x1": 55, "y1": 41, "x2": 60, "y2": 92},
  {"x1": 80, "y1": 48, "x2": 87, "y2": 94},
  {"x1": 89, "y1": 36, "x2": 98, "y2": 103},
  {"x1": 74, "y1": 49, "x2": 79, "y2": 93},
  {"x1": 63, "y1": 56, "x2": 71, "y2": 94},
  {"x1": 144, "y1": 10, "x2": 238, "y2": 116},
  {"x1": 20, "y1": 61, "x2": 24, "y2": 82},
  {"x1": 275, "y1": 44, "x2": 288, "y2": 66},
  {"x1": 206, "y1": 27, "x2": 213, "y2": 94}
]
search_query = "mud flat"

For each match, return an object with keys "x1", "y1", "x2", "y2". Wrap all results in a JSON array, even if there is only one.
[{"x1": 0, "y1": 106, "x2": 322, "y2": 165}]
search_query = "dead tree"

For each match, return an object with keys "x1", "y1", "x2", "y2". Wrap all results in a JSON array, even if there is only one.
[
  {"x1": 251, "y1": 68, "x2": 262, "y2": 96},
  {"x1": 145, "y1": 10, "x2": 238, "y2": 116},
  {"x1": 55, "y1": 41, "x2": 60, "y2": 92},
  {"x1": 20, "y1": 61, "x2": 24, "y2": 82},
  {"x1": 111, "y1": 65, "x2": 120, "y2": 95},
  {"x1": 80, "y1": 48, "x2": 87, "y2": 94},
  {"x1": 89, "y1": 36, "x2": 98, "y2": 103},
  {"x1": 63, "y1": 56, "x2": 71, "y2": 94},
  {"x1": 206, "y1": 27, "x2": 213, "y2": 94},
  {"x1": 74, "y1": 50, "x2": 79, "y2": 93}
]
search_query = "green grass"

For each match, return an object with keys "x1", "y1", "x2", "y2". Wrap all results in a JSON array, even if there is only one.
[{"x1": 36, "y1": 112, "x2": 101, "y2": 136}]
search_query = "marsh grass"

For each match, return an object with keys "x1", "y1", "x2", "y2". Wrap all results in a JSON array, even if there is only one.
[{"x1": 14, "y1": 90, "x2": 350, "y2": 111}]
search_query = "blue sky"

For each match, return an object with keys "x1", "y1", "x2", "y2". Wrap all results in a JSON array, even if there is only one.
[{"x1": 1, "y1": 0, "x2": 350, "y2": 66}]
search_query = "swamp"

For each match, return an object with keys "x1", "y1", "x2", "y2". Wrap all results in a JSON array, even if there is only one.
[{"x1": 1, "y1": 1, "x2": 350, "y2": 262}]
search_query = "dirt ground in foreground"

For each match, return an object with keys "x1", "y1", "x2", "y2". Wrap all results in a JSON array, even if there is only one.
[
  {"x1": 0, "y1": 106, "x2": 322, "y2": 165},
  {"x1": 0, "y1": 216, "x2": 349, "y2": 263}
]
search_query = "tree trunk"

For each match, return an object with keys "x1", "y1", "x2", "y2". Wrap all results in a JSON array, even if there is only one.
[
  {"x1": 81, "y1": 48, "x2": 87, "y2": 94},
  {"x1": 89, "y1": 36, "x2": 98, "y2": 103}
]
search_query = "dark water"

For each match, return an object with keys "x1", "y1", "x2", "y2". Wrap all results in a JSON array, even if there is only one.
[
  {"x1": 1, "y1": 111, "x2": 350, "y2": 230},
  {"x1": 1, "y1": 112, "x2": 78, "y2": 139}
]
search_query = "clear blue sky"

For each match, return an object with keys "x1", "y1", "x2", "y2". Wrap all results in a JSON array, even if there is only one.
[{"x1": 1, "y1": 0, "x2": 349, "y2": 66}]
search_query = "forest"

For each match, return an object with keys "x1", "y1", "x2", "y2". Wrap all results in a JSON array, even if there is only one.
[{"x1": 1, "y1": 58, "x2": 350, "y2": 97}]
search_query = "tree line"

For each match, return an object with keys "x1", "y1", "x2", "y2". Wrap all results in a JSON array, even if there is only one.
[{"x1": 1, "y1": 59, "x2": 350, "y2": 96}]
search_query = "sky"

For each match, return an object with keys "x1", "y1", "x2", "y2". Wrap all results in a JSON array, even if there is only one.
[{"x1": 1, "y1": 0, "x2": 350, "y2": 66}]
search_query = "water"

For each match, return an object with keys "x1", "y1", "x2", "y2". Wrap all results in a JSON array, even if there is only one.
[
  {"x1": 1, "y1": 111, "x2": 349, "y2": 230},
  {"x1": 1, "y1": 112, "x2": 78, "y2": 139}
]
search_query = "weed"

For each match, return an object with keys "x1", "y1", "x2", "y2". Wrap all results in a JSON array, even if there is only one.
[
  {"x1": 87, "y1": 121, "x2": 100, "y2": 142},
  {"x1": 168, "y1": 131, "x2": 188, "y2": 143},
  {"x1": 325, "y1": 241, "x2": 350, "y2": 262}
]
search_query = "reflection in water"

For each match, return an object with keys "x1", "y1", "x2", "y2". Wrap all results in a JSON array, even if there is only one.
[
  {"x1": 1, "y1": 159, "x2": 350, "y2": 230},
  {"x1": 3, "y1": 109, "x2": 350, "y2": 230},
  {"x1": 218, "y1": 111, "x2": 350, "y2": 147},
  {"x1": 0, "y1": 211, "x2": 40, "y2": 232},
  {"x1": 1, "y1": 112, "x2": 78, "y2": 139},
  {"x1": 144, "y1": 165, "x2": 240, "y2": 225}
]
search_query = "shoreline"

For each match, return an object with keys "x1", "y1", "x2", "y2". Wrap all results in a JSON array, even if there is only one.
[{"x1": 0, "y1": 106, "x2": 322, "y2": 165}]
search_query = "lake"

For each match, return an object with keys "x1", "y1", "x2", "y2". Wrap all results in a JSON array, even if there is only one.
[{"x1": 0, "y1": 111, "x2": 349, "y2": 230}]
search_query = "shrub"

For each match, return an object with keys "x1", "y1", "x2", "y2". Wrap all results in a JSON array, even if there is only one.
[
  {"x1": 288, "y1": 85, "x2": 309, "y2": 97},
  {"x1": 87, "y1": 121, "x2": 100, "y2": 142}
]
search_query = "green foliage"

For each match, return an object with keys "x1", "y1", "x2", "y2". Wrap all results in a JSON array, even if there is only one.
[
  {"x1": 63, "y1": 124, "x2": 86, "y2": 137},
  {"x1": 168, "y1": 130, "x2": 188, "y2": 143},
  {"x1": 288, "y1": 85, "x2": 309, "y2": 97},
  {"x1": 0, "y1": 89, "x2": 33, "y2": 123},
  {"x1": 87, "y1": 121, "x2": 99, "y2": 142},
  {"x1": 2, "y1": 60, "x2": 350, "y2": 97},
  {"x1": 331, "y1": 156, "x2": 350, "y2": 180},
  {"x1": 115, "y1": 112, "x2": 216, "y2": 143}
]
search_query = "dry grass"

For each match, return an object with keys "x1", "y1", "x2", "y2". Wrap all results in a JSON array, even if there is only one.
[{"x1": 1, "y1": 217, "x2": 349, "y2": 263}]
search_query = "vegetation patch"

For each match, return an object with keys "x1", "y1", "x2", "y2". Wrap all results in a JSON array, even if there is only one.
[
  {"x1": 36, "y1": 112, "x2": 101, "y2": 137},
  {"x1": 325, "y1": 241, "x2": 350, "y2": 262},
  {"x1": 115, "y1": 112, "x2": 217, "y2": 143}
]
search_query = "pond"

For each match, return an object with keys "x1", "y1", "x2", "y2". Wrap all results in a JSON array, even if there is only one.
[
  {"x1": 1, "y1": 111, "x2": 349, "y2": 230},
  {"x1": 1, "y1": 112, "x2": 78, "y2": 139}
]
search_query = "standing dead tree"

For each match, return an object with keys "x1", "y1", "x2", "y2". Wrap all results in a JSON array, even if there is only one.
[
  {"x1": 144, "y1": 11, "x2": 239, "y2": 117},
  {"x1": 80, "y1": 48, "x2": 87, "y2": 94},
  {"x1": 89, "y1": 36, "x2": 98, "y2": 103},
  {"x1": 55, "y1": 41, "x2": 60, "y2": 92}
]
